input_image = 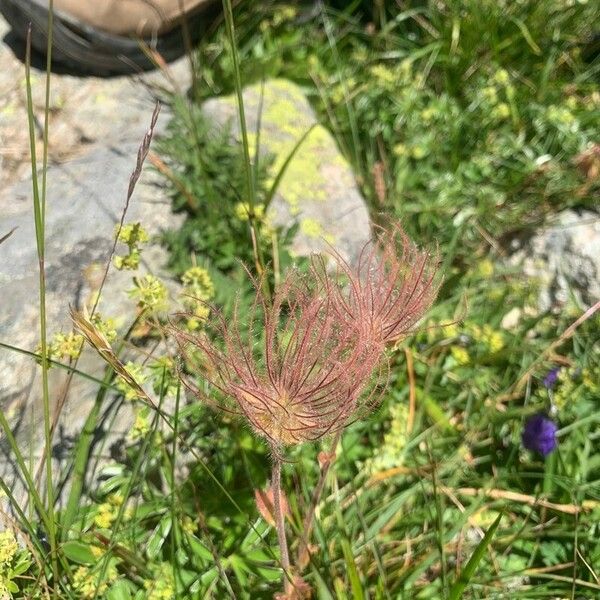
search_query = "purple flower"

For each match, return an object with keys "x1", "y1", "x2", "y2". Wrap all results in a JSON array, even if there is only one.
[
  {"x1": 522, "y1": 414, "x2": 558, "y2": 457},
  {"x1": 542, "y1": 367, "x2": 560, "y2": 390}
]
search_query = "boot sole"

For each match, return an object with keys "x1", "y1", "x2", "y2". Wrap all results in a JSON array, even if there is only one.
[{"x1": 0, "y1": 0, "x2": 214, "y2": 75}]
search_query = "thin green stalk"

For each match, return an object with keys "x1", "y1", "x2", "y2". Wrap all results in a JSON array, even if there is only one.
[
  {"x1": 24, "y1": 22, "x2": 58, "y2": 592},
  {"x1": 221, "y1": 0, "x2": 269, "y2": 290},
  {"x1": 0, "y1": 410, "x2": 50, "y2": 534},
  {"x1": 0, "y1": 342, "x2": 119, "y2": 392},
  {"x1": 296, "y1": 428, "x2": 343, "y2": 567},
  {"x1": 271, "y1": 455, "x2": 292, "y2": 595},
  {"x1": 41, "y1": 0, "x2": 54, "y2": 225},
  {"x1": 429, "y1": 445, "x2": 447, "y2": 598}
]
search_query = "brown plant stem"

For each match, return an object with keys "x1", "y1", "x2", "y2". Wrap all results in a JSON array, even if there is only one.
[
  {"x1": 271, "y1": 454, "x2": 292, "y2": 594},
  {"x1": 296, "y1": 427, "x2": 343, "y2": 568}
]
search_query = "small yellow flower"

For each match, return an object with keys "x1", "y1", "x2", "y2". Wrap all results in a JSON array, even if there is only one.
[
  {"x1": 94, "y1": 503, "x2": 115, "y2": 529},
  {"x1": 370, "y1": 64, "x2": 397, "y2": 86},
  {"x1": 494, "y1": 69, "x2": 510, "y2": 86},
  {"x1": 444, "y1": 323, "x2": 459, "y2": 339},
  {"x1": 114, "y1": 223, "x2": 149, "y2": 271},
  {"x1": 411, "y1": 145, "x2": 428, "y2": 160},
  {"x1": 144, "y1": 564, "x2": 176, "y2": 600},
  {"x1": 181, "y1": 515, "x2": 197, "y2": 535},
  {"x1": 451, "y1": 346, "x2": 470, "y2": 365},
  {"x1": 181, "y1": 266, "x2": 214, "y2": 299},
  {"x1": 393, "y1": 143, "x2": 408, "y2": 157},
  {"x1": 482, "y1": 325, "x2": 504, "y2": 354},
  {"x1": 115, "y1": 223, "x2": 149, "y2": 246},
  {"x1": 477, "y1": 259, "x2": 494, "y2": 279},
  {"x1": 42, "y1": 331, "x2": 84, "y2": 363},
  {"x1": 90, "y1": 313, "x2": 118, "y2": 343},
  {"x1": 72, "y1": 564, "x2": 116, "y2": 598},
  {"x1": 492, "y1": 103, "x2": 511, "y2": 119},
  {"x1": 421, "y1": 106, "x2": 437, "y2": 122},
  {"x1": 482, "y1": 86, "x2": 498, "y2": 104}
]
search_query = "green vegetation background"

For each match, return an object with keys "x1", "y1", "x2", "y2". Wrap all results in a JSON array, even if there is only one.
[{"x1": 2, "y1": 1, "x2": 599, "y2": 599}]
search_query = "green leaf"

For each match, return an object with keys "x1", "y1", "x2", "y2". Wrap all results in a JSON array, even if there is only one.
[
  {"x1": 448, "y1": 511, "x2": 503, "y2": 600},
  {"x1": 187, "y1": 534, "x2": 214, "y2": 562},
  {"x1": 106, "y1": 580, "x2": 133, "y2": 600},
  {"x1": 62, "y1": 541, "x2": 97, "y2": 565},
  {"x1": 340, "y1": 537, "x2": 365, "y2": 600},
  {"x1": 146, "y1": 515, "x2": 172, "y2": 560}
]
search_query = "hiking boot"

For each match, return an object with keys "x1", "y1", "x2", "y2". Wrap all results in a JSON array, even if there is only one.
[{"x1": 0, "y1": 0, "x2": 219, "y2": 74}]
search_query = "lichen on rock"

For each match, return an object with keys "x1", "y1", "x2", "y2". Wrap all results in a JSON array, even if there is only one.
[{"x1": 201, "y1": 78, "x2": 371, "y2": 263}]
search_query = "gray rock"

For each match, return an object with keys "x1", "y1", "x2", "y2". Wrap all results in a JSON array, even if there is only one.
[
  {"x1": 0, "y1": 10, "x2": 189, "y2": 503},
  {"x1": 0, "y1": 138, "x2": 182, "y2": 504},
  {"x1": 509, "y1": 209, "x2": 600, "y2": 311},
  {"x1": 201, "y1": 78, "x2": 371, "y2": 264}
]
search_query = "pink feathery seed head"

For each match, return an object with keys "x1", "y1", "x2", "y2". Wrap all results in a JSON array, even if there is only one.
[
  {"x1": 330, "y1": 224, "x2": 440, "y2": 347},
  {"x1": 173, "y1": 267, "x2": 384, "y2": 449}
]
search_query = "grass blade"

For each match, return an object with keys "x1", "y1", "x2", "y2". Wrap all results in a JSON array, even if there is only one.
[{"x1": 448, "y1": 511, "x2": 503, "y2": 600}]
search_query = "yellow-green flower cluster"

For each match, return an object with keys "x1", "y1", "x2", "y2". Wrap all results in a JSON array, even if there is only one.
[
  {"x1": 451, "y1": 346, "x2": 470, "y2": 366},
  {"x1": 42, "y1": 314, "x2": 117, "y2": 366},
  {"x1": 93, "y1": 494, "x2": 124, "y2": 529},
  {"x1": 114, "y1": 222, "x2": 149, "y2": 270},
  {"x1": 234, "y1": 201, "x2": 265, "y2": 223},
  {"x1": 370, "y1": 64, "x2": 398, "y2": 87},
  {"x1": 181, "y1": 266, "x2": 214, "y2": 331},
  {"x1": 181, "y1": 515, "x2": 197, "y2": 535},
  {"x1": 440, "y1": 320, "x2": 506, "y2": 368},
  {"x1": 116, "y1": 361, "x2": 147, "y2": 401},
  {"x1": 366, "y1": 403, "x2": 409, "y2": 473},
  {"x1": 550, "y1": 365, "x2": 600, "y2": 410},
  {"x1": 129, "y1": 407, "x2": 151, "y2": 441},
  {"x1": 40, "y1": 331, "x2": 84, "y2": 364},
  {"x1": 181, "y1": 266, "x2": 214, "y2": 298},
  {"x1": 478, "y1": 68, "x2": 516, "y2": 122},
  {"x1": 473, "y1": 324, "x2": 505, "y2": 354},
  {"x1": 0, "y1": 530, "x2": 31, "y2": 598},
  {"x1": 0, "y1": 531, "x2": 18, "y2": 566},
  {"x1": 90, "y1": 312, "x2": 118, "y2": 343},
  {"x1": 72, "y1": 563, "x2": 117, "y2": 598},
  {"x1": 0, "y1": 577, "x2": 10, "y2": 599},
  {"x1": 129, "y1": 274, "x2": 168, "y2": 313},
  {"x1": 546, "y1": 105, "x2": 578, "y2": 128},
  {"x1": 259, "y1": 4, "x2": 297, "y2": 31},
  {"x1": 144, "y1": 564, "x2": 176, "y2": 600}
]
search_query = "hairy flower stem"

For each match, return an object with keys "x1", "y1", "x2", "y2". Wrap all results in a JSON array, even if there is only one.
[
  {"x1": 272, "y1": 455, "x2": 292, "y2": 594},
  {"x1": 296, "y1": 427, "x2": 343, "y2": 568}
]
